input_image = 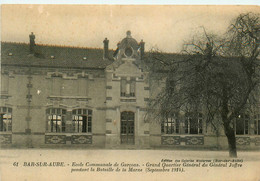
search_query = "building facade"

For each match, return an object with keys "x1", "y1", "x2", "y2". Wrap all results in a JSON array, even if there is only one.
[{"x1": 1, "y1": 31, "x2": 260, "y2": 149}]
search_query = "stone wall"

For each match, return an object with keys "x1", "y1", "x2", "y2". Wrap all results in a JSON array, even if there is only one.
[{"x1": 0, "y1": 66, "x2": 107, "y2": 148}]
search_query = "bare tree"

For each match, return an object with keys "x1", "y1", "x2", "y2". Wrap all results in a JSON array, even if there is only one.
[{"x1": 145, "y1": 13, "x2": 260, "y2": 157}]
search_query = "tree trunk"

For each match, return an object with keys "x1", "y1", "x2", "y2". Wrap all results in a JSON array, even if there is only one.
[
  {"x1": 224, "y1": 125, "x2": 237, "y2": 158},
  {"x1": 222, "y1": 86, "x2": 237, "y2": 158},
  {"x1": 225, "y1": 129, "x2": 237, "y2": 157}
]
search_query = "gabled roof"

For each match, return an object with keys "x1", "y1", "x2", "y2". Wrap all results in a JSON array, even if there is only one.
[{"x1": 1, "y1": 42, "x2": 114, "y2": 69}]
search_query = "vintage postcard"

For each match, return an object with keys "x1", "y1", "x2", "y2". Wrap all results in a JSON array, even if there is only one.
[{"x1": 0, "y1": 4, "x2": 260, "y2": 181}]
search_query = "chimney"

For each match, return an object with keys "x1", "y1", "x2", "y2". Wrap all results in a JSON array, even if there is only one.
[
  {"x1": 103, "y1": 38, "x2": 109, "y2": 59},
  {"x1": 140, "y1": 39, "x2": 145, "y2": 60},
  {"x1": 29, "y1": 32, "x2": 36, "y2": 54}
]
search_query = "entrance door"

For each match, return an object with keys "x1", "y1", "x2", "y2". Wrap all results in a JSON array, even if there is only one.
[{"x1": 120, "y1": 111, "x2": 135, "y2": 144}]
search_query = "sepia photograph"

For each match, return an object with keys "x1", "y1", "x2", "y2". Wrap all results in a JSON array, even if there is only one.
[{"x1": 0, "y1": 4, "x2": 260, "y2": 181}]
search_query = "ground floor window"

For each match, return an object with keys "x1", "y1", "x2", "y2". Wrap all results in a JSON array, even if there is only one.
[
  {"x1": 236, "y1": 114, "x2": 249, "y2": 135},
  {"x1": 161, "y1": 114, "x2": 180, "y2": 134},
  {"x1": 0, "y1": 107, "x2": 12, "y2": 132},
  {"x1": 254, "y1": 114, "x2": 260, "y2": 135},
  {"x1": 72, "y1": 109, "x2": 92, "y2": 133},
  {"x1": 185, "y1": 113, "x2": 203, "y2": 134},
  {"x1": 46, "y1": 108, "x2": 66, "y2": 132}
]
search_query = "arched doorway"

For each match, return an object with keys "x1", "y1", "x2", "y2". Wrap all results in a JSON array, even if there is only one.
[{"x1": 120, "y1": 111, "x2": 135, "y2": 144}]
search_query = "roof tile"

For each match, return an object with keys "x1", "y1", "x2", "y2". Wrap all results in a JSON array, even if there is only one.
[{"x1": 1, "y1": 42, "x2": 114, "y2": 69}]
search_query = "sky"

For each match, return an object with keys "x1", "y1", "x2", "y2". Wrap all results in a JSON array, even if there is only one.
[{"x1": 1, "y1": 5, "x2": 259, "y2": 53}]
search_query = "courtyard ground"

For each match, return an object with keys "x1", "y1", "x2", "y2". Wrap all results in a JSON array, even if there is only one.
[{"x1": 0, "y1": 149, "x2": 259, "y2": 181}]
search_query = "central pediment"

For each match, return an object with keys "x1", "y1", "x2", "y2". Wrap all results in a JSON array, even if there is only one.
[{"x1": 114, "y1": 58, "x2": 143, "y2": 77}]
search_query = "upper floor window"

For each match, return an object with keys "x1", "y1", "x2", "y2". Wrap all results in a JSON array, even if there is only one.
[
  {"x1": 0, "y1": 107, "x2": 12, "y2": 132},
  {"x1": 120, "y1": 78, "x2": 136, "y2": 97},
  {"x1": 161, "y1": 114, "x2": 180, "y2": 134},
  {"x1": 51, "y1": 77, "x2": 62, "y2": 96},
  {"x1": 46, "y1": 108, "x2": 66, "y2": 133},
  {"x1": 72, "y1": 109, "x2": 92, "y2": 133},
  {"x1": 236, "y1": 114, "x2": 249, "y2": 135},
  {"x1": 1, "y1": 74, "x2": 9, "y2": 94},
  {"x1": 185, "y1": 113, "x2": 203, "y2": 134},
  {"x1": 130, "y1": 80, "x2": 135, "y2": 97},
  {"x1": 254, "y1": 114, "x2": 260, "y2": 135},
  {"x1": 121, "y1": 79, "x2": 127, "y2": 97}
]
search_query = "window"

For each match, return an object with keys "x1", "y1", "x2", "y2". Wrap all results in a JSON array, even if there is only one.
[
  {"x1": 121, "y1": 79, "x2": 127, "y2": 97},
  {"x1": 185, "y1": 113, "x2": 203, "y2": 134},
  {"x1": 61, "y1": 79, "x2": 78, "y2": 96},
  {"x1": 1, "y1": 74, "x2": 9, "y2": 94},
  {"x1": 125, "y1": 47, "x2": 133, "y2": 57},
  {"x1": 161, "y1": 114, "x2": 180, "y2": 134},
  {"x1": 51, "y1": 77, "x2": 61, "y2": 96},
  {"x1": 130, "y1": 80, "x2": 135, "y2": 97},
  {"x1": 0, "y1": 107, "x2": 12, "y2": 132},
  {"x1": 254, "y1": 114, "x2": 260, "y2": 135},
  {"x1": 78, "y1": 78, "x2": 88, "y2": 96},
  {"x1": 120, "y1": 77, "x2": 136, "y2": 97},
  {"x1": 72, "y1": 109, "x2": 92, "y2": 133},
  {"x1": 236, "y1": 114, "x2": 249, "y2": 135},
  {"x1": 46, "y1": 108, "x2": 66, "y2": 133}
]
